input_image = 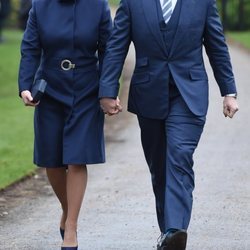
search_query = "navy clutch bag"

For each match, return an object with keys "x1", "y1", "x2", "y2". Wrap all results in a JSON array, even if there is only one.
[{"x1": 31, "y1": 79, "x2": 47, "y2": 103}]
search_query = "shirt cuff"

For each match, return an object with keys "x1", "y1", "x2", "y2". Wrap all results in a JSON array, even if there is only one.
[{"x1": 225, "y1": 93, "x2": 237, "y2": 98}]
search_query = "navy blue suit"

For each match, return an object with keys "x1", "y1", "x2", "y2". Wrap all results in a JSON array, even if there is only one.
[
  {"x1": 18, "y1": 0, "x2": 112, "y2": 167},
  {"x1": 99, "y1": 0, "x2": 236, "y2": 232}
]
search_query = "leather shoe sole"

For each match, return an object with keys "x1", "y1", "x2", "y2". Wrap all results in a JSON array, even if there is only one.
[{"x1": 160, "y1": 231, "x2": 187, "y2": 250}]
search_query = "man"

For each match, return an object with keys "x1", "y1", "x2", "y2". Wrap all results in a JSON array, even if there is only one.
[{"x1": 99, "y1": 0, "x2": 239, "y2": 249}]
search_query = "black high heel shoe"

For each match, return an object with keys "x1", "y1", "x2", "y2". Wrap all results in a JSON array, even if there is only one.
[
  {"x1": 61, "y1": 247, "x2": 78, "y2": 250},
  {"x1": 60, "y1": 228, "x2": 65, "y2": 240},
  {"x1": 61, "y1": 230, "x2": 78, "y2": 250}
]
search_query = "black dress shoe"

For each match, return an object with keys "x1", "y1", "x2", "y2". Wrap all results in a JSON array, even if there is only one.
[{"x1": 157, "y1": 230, "x2": 187, "y2": 250}]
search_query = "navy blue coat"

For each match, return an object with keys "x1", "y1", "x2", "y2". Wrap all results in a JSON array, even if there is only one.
[
  {"x1": 19, "y1": 0, "x2": 111, "y2": 106},
  {"x1": 18, "y1": 0, "x2": 112, "y2": 166},
  {"x1": 99, "y1": 0, "x2": 237, "y2": 119}
]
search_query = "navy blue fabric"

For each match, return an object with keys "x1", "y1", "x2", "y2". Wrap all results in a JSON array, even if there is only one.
[
  {"x1": 18, "y1": 0, "x2": 112, "y2": 166},
  {"x1": 99, "y1": 0, "x2": 237, "y2": 118},
  {"x1": 138, "y1": 84, "x2": 205, "y2": 232},
  {"x1": 98, "y1": 0, "x2": 236, "y2": 233}
]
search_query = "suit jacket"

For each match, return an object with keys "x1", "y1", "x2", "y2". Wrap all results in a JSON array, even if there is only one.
[
  {"x1": 18, "y1": 0, "x2": 111, "y2": 106},
  {"x1": 99, "y1": 0, "x2": 237, "y2": 118}
]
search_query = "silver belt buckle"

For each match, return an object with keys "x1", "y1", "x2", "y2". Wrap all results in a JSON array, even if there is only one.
[{"x1": 61, "y1": 59, "x2": 75, "y2": 71}]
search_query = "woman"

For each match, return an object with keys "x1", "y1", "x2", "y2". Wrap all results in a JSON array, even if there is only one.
[{"x1": 18, "y1": 0, "x2": 112, "y2": 249}]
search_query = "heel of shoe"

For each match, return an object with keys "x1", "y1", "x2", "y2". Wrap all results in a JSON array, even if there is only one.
[
  {"x1": 61, "y1": 246, "x2": 78, "y2": 250},
  {"x1": 60, "y1": 228, "x2": 65, "y2": 240}
]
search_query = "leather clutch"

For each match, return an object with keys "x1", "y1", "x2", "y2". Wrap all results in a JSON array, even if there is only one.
[{"x1": 31, "y1": 79, "x2": 47, "y2": 103}]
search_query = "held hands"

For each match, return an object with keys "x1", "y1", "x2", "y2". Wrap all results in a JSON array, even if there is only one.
[
  {"x1": 223, "y1": 96, "x2": 239, "y2": 118},
  {"x1": 21, "y1": 90, "x2": 39, "y2": 107},
  {"x1": 100, "y1": 97, "x2": 123, "y2": 116}
]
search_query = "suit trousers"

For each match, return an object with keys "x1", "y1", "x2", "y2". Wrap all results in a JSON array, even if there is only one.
[{"x1": 137, "y1": 84, "x2": 205, "y2": 233}]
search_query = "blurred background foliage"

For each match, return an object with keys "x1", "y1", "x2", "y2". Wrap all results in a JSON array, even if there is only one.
[
  {"x1": 5, "y1": 0, "x2": 250, "y2": 31},
  {"x1": 108, "y1": 0, "x2": 120, "y2": 7},
  {"x1": 218, "y1": 0, "x2": 250, "y2": 31}
]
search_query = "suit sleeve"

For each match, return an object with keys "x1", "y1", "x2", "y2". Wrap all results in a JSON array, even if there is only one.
[
  {"x1": 98, "y1": 0, "x2": 112, "y2": 73},
  {"x1": 18, "y1": 0, "x2": 41, "y2": 96},
  {"x1": 203, "y1": 0, "x2": 237, "y2": 96},
  {"x1": 99, "y1": 0, "x2": 131, "y2": 98}
]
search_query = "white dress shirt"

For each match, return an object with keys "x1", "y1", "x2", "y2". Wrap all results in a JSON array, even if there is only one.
[{"x1": 160, "y1": 0, "x2": 178, "y2": 12}]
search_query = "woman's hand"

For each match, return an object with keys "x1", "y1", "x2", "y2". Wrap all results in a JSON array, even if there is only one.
[
  {"x1": 116, "y1": 97, "x2": 123, "y2": 113},
  {"x1": 21, "y1": 90, "x2": 39, "y2": 107}
]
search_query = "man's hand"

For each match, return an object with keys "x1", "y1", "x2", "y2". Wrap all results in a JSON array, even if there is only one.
[
  {"x1": 21, "y1": 90, "x2": 38, "y2": 107},
  {"x1": 100, "y1": 97, "x2": 123, "y2": 116},
  {"x1": 223, "y1": 96, "x2": 239, "y2": 118}
]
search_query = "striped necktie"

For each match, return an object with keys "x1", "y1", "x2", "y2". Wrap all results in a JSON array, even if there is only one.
[{"x1": 162, "y1": 0, "x2": 173, "y2": 24}]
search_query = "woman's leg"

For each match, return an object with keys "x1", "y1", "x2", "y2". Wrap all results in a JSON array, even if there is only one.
[
  {"x1": 63, "y1": 164, "x2": 88, "y2": 247},
  {"x1": 46, "y1": 168, "x2": 68, "y2": 230}
]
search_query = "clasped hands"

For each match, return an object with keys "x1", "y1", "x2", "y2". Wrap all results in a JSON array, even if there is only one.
[{"x1": 100, "y1": 97, "x2": 123, "y2": 116}]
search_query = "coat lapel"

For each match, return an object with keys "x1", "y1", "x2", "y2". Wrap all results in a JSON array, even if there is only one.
[{"x1": 142, "y1": 0, "x2": 167, "y2": 56}]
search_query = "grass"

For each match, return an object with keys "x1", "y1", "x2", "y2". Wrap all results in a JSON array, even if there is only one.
[
  {"x1": 108, "y1": 0, "x2": 120, "y2": 6},
  {"x1": 227, "y1": 31, "x2": 250, "y2": 50},
  {"x1": 0, "y1": 30, "x2": 35, "y2": 190}
]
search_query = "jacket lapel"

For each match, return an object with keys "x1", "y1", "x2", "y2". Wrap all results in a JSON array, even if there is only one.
[{"x1": 142, "y1": 0, "x2": 167, "y2": 56}]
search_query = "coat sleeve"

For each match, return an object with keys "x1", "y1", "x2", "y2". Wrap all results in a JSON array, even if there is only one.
[
  {"x1": 18, "y1": 0, "x2": 41, "y2": 96},
  {"x1": 99, "y1": 0, "x2": 131, "y2": 98},
  {"x1": 98, "y1": 0, "x2": 112, "y2": 73},
  {"x1": 203, "y1": 0, "x2": 237, "y2": 96}
]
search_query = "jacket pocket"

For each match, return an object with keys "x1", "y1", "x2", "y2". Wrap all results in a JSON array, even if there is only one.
[
  {"x1": 131, "y1": 73, "x2": 150, "y2": 85},
  {"x1": 189, "y1": 69, "x2": 208, "y2": 80}
]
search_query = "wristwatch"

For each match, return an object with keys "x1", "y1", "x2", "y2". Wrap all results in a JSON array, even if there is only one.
[{"x1": 225, "y1": 93, "x2": 237, "y2": 99}]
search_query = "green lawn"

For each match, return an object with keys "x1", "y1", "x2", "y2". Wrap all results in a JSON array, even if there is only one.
[
  {"x1": 227, "y1": 31, "x2": 250, "y2": 50},
  {"x1": 0, "y1": 30, "x2": 35, "y2": 190},
  {"x1": 108, "y1": 0, "x2": 119, "y2": 6}
]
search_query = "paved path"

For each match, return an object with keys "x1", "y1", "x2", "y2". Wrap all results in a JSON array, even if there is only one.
[{"x1": 0, "y1": 45, "x2": 249, "y2": 250}]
